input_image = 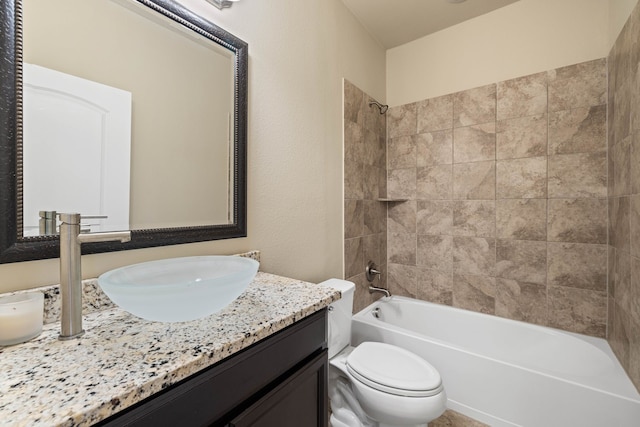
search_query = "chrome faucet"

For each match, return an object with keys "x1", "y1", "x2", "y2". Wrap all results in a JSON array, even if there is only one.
[{"x1": 58, "y1": 213, "x2": 131, "y2": 340}]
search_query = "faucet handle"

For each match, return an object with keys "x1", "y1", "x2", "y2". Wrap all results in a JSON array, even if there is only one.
[
  {"x1": 81, "y1": 215, "x2": 108, "y2": 220},
  {"x1": 57, "y1": 213, "x2": 108, "y2": 226},
  {"x1": 79, "y1": 215, "x2": 108, "y2": 233},
  {"x1": 365, "y1": 261, "x2": 382, "y2": 283}
]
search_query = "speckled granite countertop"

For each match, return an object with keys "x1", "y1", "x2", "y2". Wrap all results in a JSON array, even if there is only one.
[{"x1": 0, "y1": 271, "x2": 340, "y2": 426}]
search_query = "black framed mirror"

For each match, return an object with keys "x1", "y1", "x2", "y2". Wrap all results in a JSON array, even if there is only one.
[{"x1": 0, "y1": 0, "x2": 248, "y2": 263}]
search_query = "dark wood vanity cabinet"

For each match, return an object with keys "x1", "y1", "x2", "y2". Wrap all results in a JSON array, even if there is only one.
[{"x1": 97, "y1": 309, "x2": 328, "y2": 427}]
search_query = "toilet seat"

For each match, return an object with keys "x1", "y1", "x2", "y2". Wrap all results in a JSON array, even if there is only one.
[{"x1": 346, "y1": 342, "x2": 443, "y2": 397}]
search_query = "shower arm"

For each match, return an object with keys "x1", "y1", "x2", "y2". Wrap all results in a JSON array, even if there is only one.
[{"x1": 368, "y1": 100, "x2": 388, "y2": 115}]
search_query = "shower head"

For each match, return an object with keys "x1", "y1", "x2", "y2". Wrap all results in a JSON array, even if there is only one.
[{"x1": 369, "y1": 100, "x2": 389, "y2": 115}]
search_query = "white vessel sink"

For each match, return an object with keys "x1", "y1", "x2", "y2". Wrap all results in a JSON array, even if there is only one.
[{"x1": 98, "y1": 256, "x2": 259, "y2": 322}]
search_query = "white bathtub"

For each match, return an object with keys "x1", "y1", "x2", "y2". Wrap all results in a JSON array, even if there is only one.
[{"x1": 350, "y1": 296, "x2": 640, "y2": 427}]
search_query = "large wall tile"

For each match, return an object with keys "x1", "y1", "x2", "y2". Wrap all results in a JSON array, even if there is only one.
[
  {"x1": 453, "y1": 161, "x2": 496, "y2": 200},
  {"x1": 416, "y1": 130, "x2": 453, "y2": 167},
  {"x1": 452, "y1": 200, "x2": 495, "y2": 237},
  {"x1": 363, "y1": 166, "x2": 381, "y2": 200},
  {"x1": 547, "y1": 243, "x2": 607, "y2": 291},
  {"x1": 630, "y1": 256, "x2": 640, "y2": 327},
  {"x1": 388, "y1": 136, "x2": 416, "y2": 169},
  {"x1": 609, "y1": 246, "x2": 616, "y2": 298},
  {"x1": 633, "y1": 70, "x2": 640, "y2": 134},
  {"x1": 548, "y1": 152, "x2": 607, "y2": 198},
  {"x1": 453, "y1": 274, "x2": 496, "y2": 314},
  {"x1": 378, "y1": 165, "x2": 388, "y2": 199},
  {"x1": 417, "y1": 235, "x2": 453, "y2": 271},
  {"x1": 454, "y1": 84, "x2": 496, "y2": 127},
  {"x1": 548, "y1": 59, "x2": 607, "y2": 112},
  {"x1": 344, "y1": 159, "x2": 364, "y2": 199},
  {"x1": 625, "y1": 317, "x2": 640, "y2": 389},
  {"x1": 345, "y1": 237, "x2": 363, "y2": 279},
  {"x1": 496, "y1": 114, "x2": 547, "y2": 160},
  {"x1": 612, "y1": 136, "x2": 631, "y2": 197},
  {"x1": 613, "y1": 80, "x2": 632, "y2": 142},
  {"x1": 631, "y1": 195, "x2": 640, "y2": 258},
  {"x1": 417, "y1": 165, "x2": 452, "y2": 200},
  {"x1": 344, "y1": 199, "x2": 363, "y2": 238},
  {"x1": 388, "y1": 232, "x2": 416, "y2": 265},
  {"x1": 609, "y1": 299, "x2": 630, "y2": 370},
  {"x1": 609, "y1": 141, "x2": 616, "y2": 196},
  {"x1": 344, "y1": 79, "x2": 364, "y2": 124},
  {"x1": 614, "y1": 251, "x2": 632, "y2": 315},
  {"x1": 453, "y1": 123, "x2": 496, "y2": 163},
  {"x1": 496, "y1": 199, "x2": 546, "y2": 241},
  {"x1": 495, "y1": 239, "x2": 547, "y2": 285},
  {"x1": 388, "y1": 168, "x2": 416, "y2": 199},
  {"x1": 417, "y1": 94, "x2": 453, "y2": 133},
  {"x1": 453, "y1": 236, "x2": 495, "y2": 276},
  {"x1": 388, "y1": 263, "x2": 417, "y2": 297},
  {"x1": 548, "y1": 105, "x2": 606, "y2": 155},
  {"x1": 631, "y1": 132, "x2": 640, "y2": 194},
  {"x1": 548, "y1": 198, "x2": 607, "y2": 244},
  {"x1": 363, "y1": 200, "x2": 384, "y2": 235},
  {"x1": 497, "y1": 72, "x2": 548, "y2": 120},
  {"x1": 417, "y1": 201, "x2": 453, "y2": 235},
  {"x1": 364, "y1": 129, "x2": 386, "y2": 167},
  {"x1": 388, "y1": 200, "x2": 416, "y2": 234},
  {"x1": 548, "y1": 286, "x2": 607, "y2": 337},
  {"x1": 607, "y1": 41, "x2": 617, "y2": 142},
  {"x1": 417, "y1": 268, "x2": 453, "y2": 305},
  {"x1": 609, "y1": 196, "x2": 631, "y2": 252},
  {"x1": 363, "y1": 233, "x2": 383, "y2": 270},
  {"x1": 344, "y1": 120, "x2": 364, "y2": 163},
  {"x1": 388, "y1": 103, "x2": 417, "y2": 138},
  {"x1": 495, "y1": 278, "x2": 547, "y2": 325},
  {"x1": 496, "y1": 157, "x2": 547, "y2": 199}
]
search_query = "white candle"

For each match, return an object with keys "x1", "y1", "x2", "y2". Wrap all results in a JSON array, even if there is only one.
[{"x1": 0, "y1": 292, "x2": 44, "y2": 346}]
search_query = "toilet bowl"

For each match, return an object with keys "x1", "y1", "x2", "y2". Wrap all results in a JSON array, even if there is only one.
[{"x1": 320, "y1": 279, "x2": 446, "y2": 427}]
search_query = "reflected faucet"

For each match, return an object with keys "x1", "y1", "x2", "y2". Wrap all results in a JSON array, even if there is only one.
[{"x1": 58, "y1": 213, "x2": 131, "y2": 340}]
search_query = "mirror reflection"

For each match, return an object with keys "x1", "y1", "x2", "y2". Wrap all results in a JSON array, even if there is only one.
[{"x1": 22, "y1": 0, "x2": 235, "y2": 236}]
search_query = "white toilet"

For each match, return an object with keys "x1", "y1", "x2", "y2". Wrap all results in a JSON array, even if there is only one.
[{"x1": 321, "y1": 279, "x2": 446, "y2": 427}]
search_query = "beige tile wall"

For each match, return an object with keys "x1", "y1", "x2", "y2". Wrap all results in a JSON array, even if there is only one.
[
  {"x1": 386, "y1": 59, "x2": 609, "y2": 338},
  {"x1": 344, "y1": 28, "x2": 640, "y2": 391},
  {"x1": 607, "y1": 0, "x2": 640, "y2": 392},
  {"x1": 344, "y1": 80, "x2": 387, "y2": 312}
]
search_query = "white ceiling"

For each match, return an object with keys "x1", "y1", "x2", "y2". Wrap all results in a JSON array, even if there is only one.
[{"x1": 341, "y1": 0, "x2": 521, "y2": 49}]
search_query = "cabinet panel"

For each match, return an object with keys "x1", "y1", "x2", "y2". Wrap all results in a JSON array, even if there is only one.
[
  {"x1": 97, "y1": 309, "x2": 327, "y2": 427},
  {"x1": 229, "y1": 351, "x2": 328, "y2": 427}
]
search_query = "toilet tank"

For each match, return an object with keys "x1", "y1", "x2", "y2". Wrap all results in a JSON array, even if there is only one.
[{"x1": 318, "y1": 279, "x2": 355, "y2": 358}]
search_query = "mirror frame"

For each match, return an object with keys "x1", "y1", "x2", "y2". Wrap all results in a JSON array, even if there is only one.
[{"x1": 0, "y1": 0, "x2": 248, "y2": 264}]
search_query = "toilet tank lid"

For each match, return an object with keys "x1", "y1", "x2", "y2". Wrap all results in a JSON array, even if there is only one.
[
  {"x1": 347, "y1": 342, "x2": 442, "y2": 393},
  {"x1": 318, "y1": 279, "x2": 355, "y2": 293}
]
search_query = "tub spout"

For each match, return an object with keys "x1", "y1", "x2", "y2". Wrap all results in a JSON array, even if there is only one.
[{"x1": 369, "y1": 285, "x2": 390, "y2": 298}]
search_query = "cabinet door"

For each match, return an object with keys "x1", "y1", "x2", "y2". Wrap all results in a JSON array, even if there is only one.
[{"x1": 229, "y1": 351, "x2": 328, "y2": 427}]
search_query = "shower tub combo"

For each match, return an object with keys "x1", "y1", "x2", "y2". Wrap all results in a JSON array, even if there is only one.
[{"x1": 351, "y1": 297, "x2": 640, "y2": 427}]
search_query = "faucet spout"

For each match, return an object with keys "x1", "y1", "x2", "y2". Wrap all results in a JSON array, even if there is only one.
[
  {"x1": 58, "y1": 213, "x2": 131, "y2": 340},
  {"x1": 368, "y1": 285, "x2": 391, "y2": 298}
]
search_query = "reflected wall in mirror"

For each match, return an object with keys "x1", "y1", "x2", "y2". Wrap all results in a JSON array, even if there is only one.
[{"x1": 0, "y1": 0, "x2": 248, "y2": 263}]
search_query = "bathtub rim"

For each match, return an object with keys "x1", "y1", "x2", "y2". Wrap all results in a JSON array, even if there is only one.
[{"x1": 351, "y1": 295, "x2": 640, "y2": 403}]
